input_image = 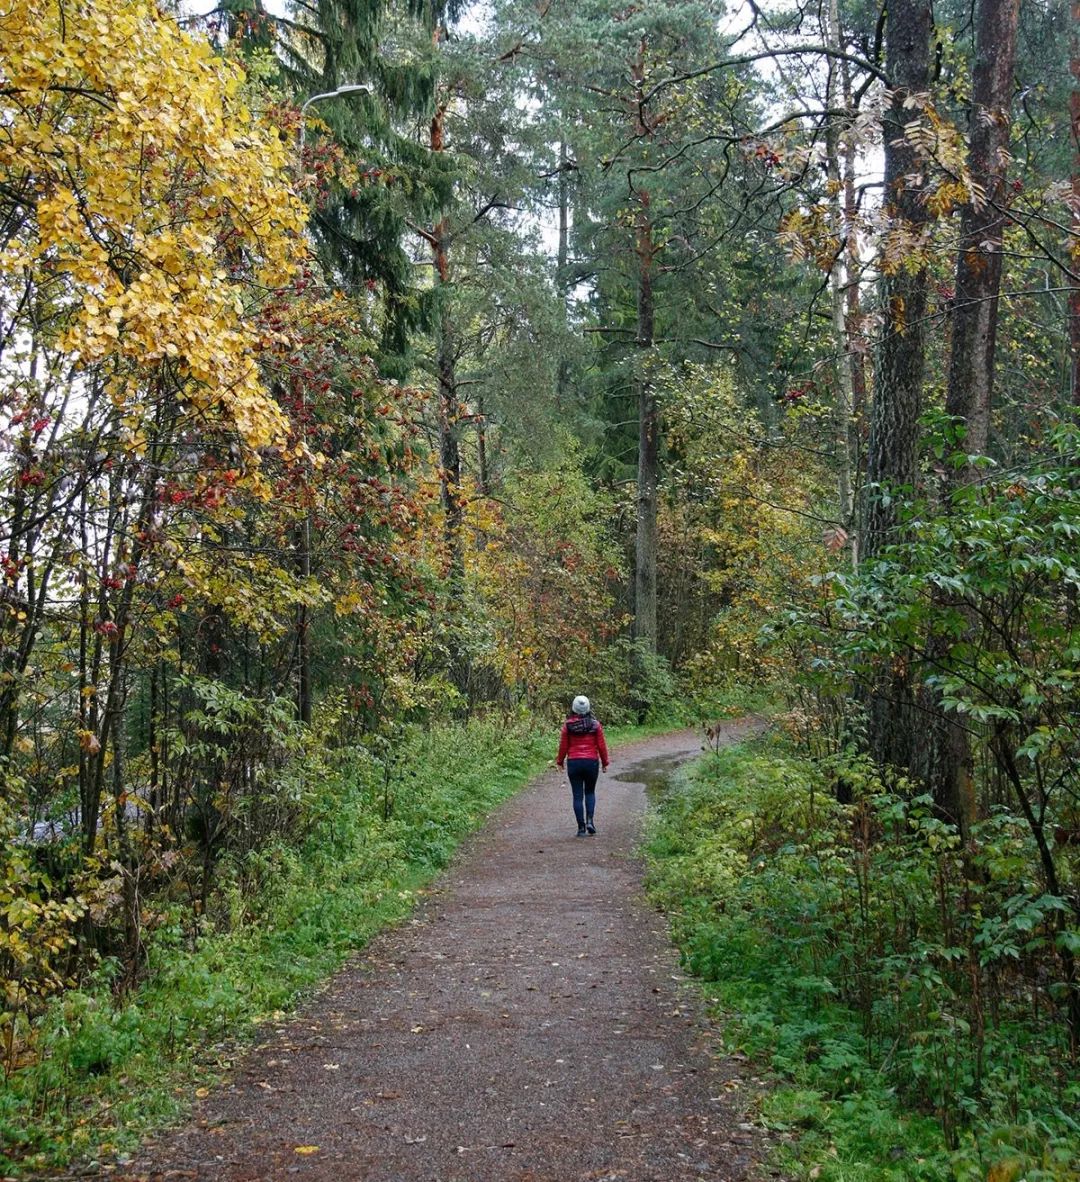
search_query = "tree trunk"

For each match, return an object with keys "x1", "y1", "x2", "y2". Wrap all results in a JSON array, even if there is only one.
[
  {"x1": 825, "y1": 0, "x2": 854, "y2": 550},
  {"x1": 943, "y1": 0, "x2": 1021, "y2": 454},
  {"x1": 556, "y1": 137, "x2": 571, "y2": 408},
  {"x1": 1070, "y1": 0, "x2": 1080, "y2": 406},
  {"x1": 633, "y1": 188, "x2": 658, "y2": 652},
  {"x1": 859, "y1": 0, "x2": 932, "y2": 773},
  {"x1": 842, "y1": 52, "x2": 868, "y2": 536},
  {"x1": 860, "y1": 0, "x2": 932, "y2": 559},
  {"x1": 476, "y1": 391, "x2": 490, "y2": 498},
  {"x1": 435, "y1": 225, "x2": 463, "y2": 591},
  {"x1": 922, "y1": 0, "x2": 1020, "y2": 834},
  {"x1": 429, "y1": 97, "x2": 464, "y2": 595},
  {"x1": 631, "y1": 39, "x2": 658, "y2": 656},
  {"x1": 297, "y1": 513, "x2": 312, "y2": 725},
  {"x1": 277, "y1": 369, "x2": 312, "y2": 726}
]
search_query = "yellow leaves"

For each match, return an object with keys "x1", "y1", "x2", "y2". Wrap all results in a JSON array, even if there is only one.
[
  {"x1": 925, "y1": 180, "x2": 970, "y2": 218},
  {"x1": 778, "y1": 205, "x2": 839, "y2": 272},
  {"x1": 0, "y1": 0, "x2": 307, "y2": 458},
  {"x1": 335, "y1": 589, "x2": 369, "y2": 617},
  {"x1": 77, "y1": 730, "x2": 101, "y2": 755},
  {"x1": 294, "y1": 1146, "x2": 320, "y2": 1156},
  {"x1": 0, "y1": 843, "x2": 87, "y2": 1018},
  {"x1": 175, "y1": 549, "x2": 326, "y2": 638}
]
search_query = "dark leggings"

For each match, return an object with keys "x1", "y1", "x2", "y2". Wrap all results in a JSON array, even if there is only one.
[{"x1": 566, "y1": 758, "x2": 599, "y2": 826}]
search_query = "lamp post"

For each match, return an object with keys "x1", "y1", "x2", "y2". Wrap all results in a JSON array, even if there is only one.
[
  {"x1": 297, "y1": 84, "x2": 370, "y2": 175},
  {"x1": 294, "y1": 82, "x2": 369, "y2": 726}
]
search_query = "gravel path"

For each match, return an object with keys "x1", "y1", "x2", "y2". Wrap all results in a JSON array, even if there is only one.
[{"x1": 115, "y1": 722, "x2": 773, "y2": 1182}]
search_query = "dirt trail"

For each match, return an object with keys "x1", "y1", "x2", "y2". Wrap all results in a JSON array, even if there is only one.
[{"x1": 114, "y1": 722, "x2": 772, "y2": 1182}]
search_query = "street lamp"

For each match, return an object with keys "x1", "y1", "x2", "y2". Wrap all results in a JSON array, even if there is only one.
[
  {"x1": 294, "y1": 82, "x2": 368, "y2": 725},
  {"x1": 297, "y1": 84, "x2": 371, "y2": 170}
]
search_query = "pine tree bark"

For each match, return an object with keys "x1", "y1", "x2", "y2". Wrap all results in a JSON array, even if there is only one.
[
  {"x1": 859, "y1": 0, "x2": 932, "y2": 773},
  {"x1": 860, "y1": 0, "x2": 932, "y2": 560},
  {"x1": 631, "y1": 38, "x2": 658, "y2": 657},
  {"x1": 842, "y1": 52, "x2": 868, "y2": 525},
  {"x1": 556, "y1": 137, "x2": 571, "y2": 408},
  {"x1": 922, "y1": 0, "x2": 1021, "y2": 833},
  {"x1": 476, "y1": 391, "x2": 490, "y2": 497},
  {"x1": 435, "y1": 220, "x2": 463, "y2": 592},
  {"x1": 633, "y1": 189, "x2": 658, "y2": 652},
  {"x1": 825, "y1": 0, "x2": 854, "y2": 550},
  {"x1": 944, "y1": 0, "x2": 1020, "y2": 454},
  {"x1": 429, "y1": 97, "x2": 464, "y2": 595}
]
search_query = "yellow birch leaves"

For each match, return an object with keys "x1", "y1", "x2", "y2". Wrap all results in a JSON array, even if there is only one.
[{"x1": 0, "y1": 0, "x2": 307, "y2": 455}]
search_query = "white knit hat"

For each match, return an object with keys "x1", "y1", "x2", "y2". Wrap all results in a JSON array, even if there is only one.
[{"x1": 571, "y1": 695, "x2": 591, "y2": 715}]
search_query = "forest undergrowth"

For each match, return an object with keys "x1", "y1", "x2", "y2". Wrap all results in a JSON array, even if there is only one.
[
  {"x1": 646, "y1": 735, "x2": 1080, "y2": 1182},
  {"x1": 0, "y1": 717, "x2": 671, "y2": 1174}
]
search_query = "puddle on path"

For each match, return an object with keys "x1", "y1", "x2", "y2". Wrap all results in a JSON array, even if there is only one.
[{"x1": 614, "y1": 751, "x2": 698, "y2": 801}]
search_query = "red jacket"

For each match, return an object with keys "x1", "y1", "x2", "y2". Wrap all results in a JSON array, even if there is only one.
[{"x1": 557, "y1": 717, "x2": 609, "y2": 768}]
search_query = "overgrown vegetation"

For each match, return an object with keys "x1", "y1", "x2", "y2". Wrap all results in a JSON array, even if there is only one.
[
  {"x1": 0, "y1": 718, "x2": 554, "y2": 1171},
  {"x1": 647, "y1": 737, "x2": 1080, "y2": 1181}
]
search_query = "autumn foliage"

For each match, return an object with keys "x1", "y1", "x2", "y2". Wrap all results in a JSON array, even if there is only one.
[
  {"x1": 0, "y1": 0, "x2": 424, "y2": 1067},
  {"x1": 2, "y1": 0, "x2": 1078, "y2": 1173}
]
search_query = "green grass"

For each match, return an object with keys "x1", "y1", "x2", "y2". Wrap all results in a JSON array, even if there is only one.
[{"x1": 644, "y1": 737, "x2": 1080, "y2": 1182}]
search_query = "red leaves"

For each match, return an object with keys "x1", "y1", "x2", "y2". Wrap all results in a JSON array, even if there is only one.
[
  {"x1": 160, "y1": 484, "x2": 190, "y2": 506},
  {"x1": 781, "y1": 381, "x2": 814, "y2": 405},
  {"x1": 749, "y1": 140, "x2": 783, "y2": 169}
]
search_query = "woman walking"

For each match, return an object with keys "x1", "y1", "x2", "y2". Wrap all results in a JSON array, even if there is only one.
[{"x1": 556, "y1": 695, "x2": 610, "y2": 837}]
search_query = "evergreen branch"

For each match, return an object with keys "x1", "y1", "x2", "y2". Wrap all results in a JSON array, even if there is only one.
[
  {"x1": 639, "y1": 45, "x2": 889, "y2": 110},
  {"x1": 405, "y1": 219, "x2": 440, "y2": 248}
]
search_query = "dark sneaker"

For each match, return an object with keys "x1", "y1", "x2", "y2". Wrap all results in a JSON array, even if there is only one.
[
  {"x1": 586, "y1": 820, "x2": 596, "y2": 835},
  {"x1": 576, "y1": 825, "x2": 587, "y2": 838}
]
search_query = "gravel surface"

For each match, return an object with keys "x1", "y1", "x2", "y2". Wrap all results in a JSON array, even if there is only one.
[{"x1": 111, "y1": 722, "x2": 776, "y2": 1182}]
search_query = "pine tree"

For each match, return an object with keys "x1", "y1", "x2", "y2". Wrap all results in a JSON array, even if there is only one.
[{"x1": 213, "y1": 0, "x2": 461, "y2": 370}]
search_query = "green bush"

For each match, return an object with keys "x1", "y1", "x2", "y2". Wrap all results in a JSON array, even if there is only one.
[{"x1": 645, "y1": 736, "x2": 1080, "y2": 1181}]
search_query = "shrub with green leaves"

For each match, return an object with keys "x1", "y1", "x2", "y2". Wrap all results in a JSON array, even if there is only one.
[
  {"x1": 773, "y1": 423, "x2": 1080, "y2": 1034},
  {"x1": 646, "y1": 736, "x2": 1080, "y2": 1181}
]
